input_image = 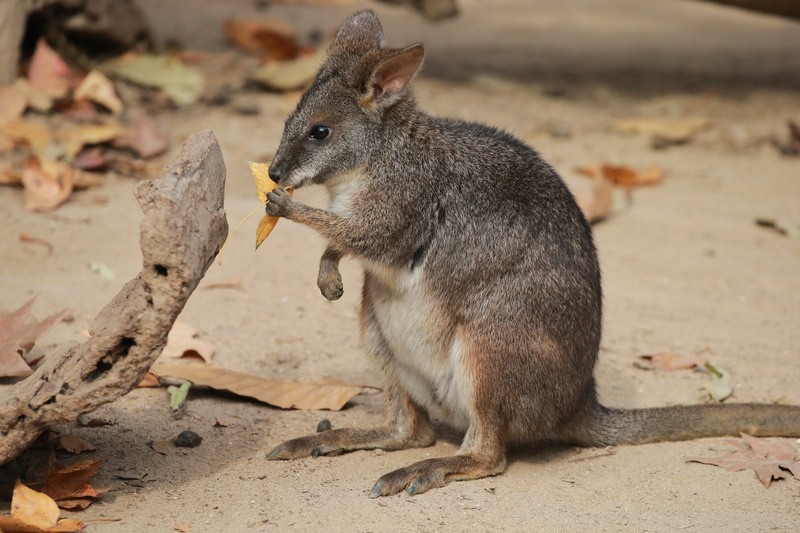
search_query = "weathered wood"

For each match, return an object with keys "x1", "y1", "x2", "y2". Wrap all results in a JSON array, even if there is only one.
[{"x1": 0, "y1": 130, "x2": 228, "y2": 465}]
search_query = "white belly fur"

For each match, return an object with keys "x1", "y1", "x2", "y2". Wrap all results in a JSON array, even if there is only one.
[{"x1": 363, "y1": 259, "x2": 475, "y2": 430}]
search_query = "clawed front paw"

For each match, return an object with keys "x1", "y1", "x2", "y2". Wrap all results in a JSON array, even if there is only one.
[
  {"x1": 318, "y1": 270, "x2": 344, "y2": 301},
  {"x1": 265, "y1": 188, "x2": 293, "y2": 218}
]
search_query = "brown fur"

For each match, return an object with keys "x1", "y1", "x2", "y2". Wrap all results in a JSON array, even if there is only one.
[{"x1": 264, "y1": 9, "x2": 800, "y2": 497}]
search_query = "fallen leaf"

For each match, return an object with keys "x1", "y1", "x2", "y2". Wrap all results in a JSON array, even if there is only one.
[
  {"x1": 28, "y1": 38, "x2": 72, "y2": 99},
  {"x1": 213, "y1": 419, "x2": 229, "y2": 428},
  {"x1": 106, "y1": 54, "x2": 205, "y2": 106},
  {"x1": 573, "y1": 175, "x2": 613, "y2": 224},
  {"x1": 249, "y1": 45, "x2": 328, "y2": 92},
  {"x1": 0, "y1": 480, "x2": 84, "y2": 532},
  {"x1": 636, "y1": 352, "x2": 704, "y2": 371},
  {"x1": 41, "y1": 459, "x2": 102, "y2": 501},
  {"x1": 149, "y1": 440, "x2": 172, "y2": 455},
  {"x1": 22, "y1": 158, "x2": 74, "y2": 211},
  {"x1": 55, "y1": 499, "x2": 93, "y2": 511},
  {"x1": 174, "y1": 523, "x2": 194, "y2": 532},
  {"x1": 577, "y1": 164, "x2": 663, "y2": 188},
  {"x1": 137, "y1": 371, "x2": 160, "y2": 388},
  {"x1": 88, "y1": 262, "x2": 115, "y2": 280},
  {"x1": 690, "y1": 433, "x2": 800, "y2": 488},
  {"x1": 20, "y1": 232, "x2": 55, "y2": 254},
  {"x1": 50, "y1": 435, "x2": 96, "y2": 454},
  {"x1": 73, "y1": 71, "x2": 123, "y2": 114},
  {"x1": 0, "y1": 84, "x2": 28, "y2": 123},
  {"x1": 203, "y1": 277, "x2": 242, "y2": 290},
  {"x1": 0, "y1": 120, "x2": 55, "y2": 158},
  {"x1": 700, "y1": 362, "x2": 733, "y2": 402},
  {"x1": 76, "y1": 406, "x2": 115, "y2": 427},
  {"x1": 0, "y1": 297, "x2": 73, "y2": 378},
  {"x1": 14, "y1": 78, "x2": 55, "y2": 113},
  {"x1": 57, "y1": 121, "x2": 123, "y2": 160},
  {"x1": 251, "y1": 161, "x2": 294, "y2": 248},
  {"x1": 112, "y1": 114, "x2": 167, "y2": 159},
  {"x1": 72, "y1": 147, "x2": 107, "y2": 171},
  {"x1": 152, "y1": 363, "x2": 369, "y2": 410},
  {"x1": 224, "y1": 18, "x2": 298, "y2": 60},
  {"x1": 168, "y1": 382, "x2": 192, "y2": 411},
  {"x1": 755, "y1": 217, "x2": 800, "y2": 240},
  {"x1": 161, "y1": 321, "x2": 215, "y2": 363},
  {"x1": 613, "y1": 117, "x2": 710, "y2": 147}
]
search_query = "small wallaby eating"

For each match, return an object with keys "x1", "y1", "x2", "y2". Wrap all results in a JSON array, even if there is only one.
[{"x1": 264, "y1": 9, "x2": 800, "y2": 497}]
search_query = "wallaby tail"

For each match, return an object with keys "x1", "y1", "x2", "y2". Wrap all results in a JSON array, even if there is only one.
[{"x1": 559, "y1": 402, "x2": 800, "y2": 447}]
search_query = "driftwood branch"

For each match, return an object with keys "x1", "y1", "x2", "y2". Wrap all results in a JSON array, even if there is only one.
[{"x1": 0, "y1": 130, "x2": 228, "y2": 464}]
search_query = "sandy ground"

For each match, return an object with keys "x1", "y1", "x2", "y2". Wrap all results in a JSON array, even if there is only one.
[{"x1": 2, "y1": 0, "x2": 800, "y2": 531}]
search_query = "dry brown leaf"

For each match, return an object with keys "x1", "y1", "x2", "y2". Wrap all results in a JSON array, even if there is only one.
[
  {"x1": 0, "y1": 84, "x2": 28, "y2": 123},
  {"x1": 152, "y1": 363, "x2": 368, "y2": 410},
  {"x1": 50, "y1": 435, "x2": 96, "y2": 454},
  {"x1": 149, "y1": 440, "x2": 173, "y2": 455},
  {"x1": 73, "y1": 71, "x2": 123, "y2": 114},
  {"x1": 22, "y1": 158, "x2": 74, "y2": 211},
  {"x1": 577, "y1": 164, "x2": 663, "y2": 188},
  {"x1": 613, "y1": 117, "x2": 710, "y2": 143},
  {"x1": 76, "y1": 406, "x2": 116, "y2": 427},
  {"x1": 41, "y1": 459, "x2": 102, "y2": 501},
  {"x1": 0, "y1": 120, "x2": 54, "y2": 157},
  {"x1": 203, "y1": 277, "x2": 242, "y2": 290},
  {"x1": 28, "y1": 39, "x2": 72, "y2": 99},
  {"x1": 174, "y1": 523, "x2": 194, "y2": 533},
  {"x1": 690, "y1": 433, "x2": 800, "y2": 488},
  {"x1": 161, "y1": 321, "x2": 215, "y2": 364},
  {"x1": 0, "y1": 297, "x2": 73, "y2": 378},
  {"x1": 0, "y1": 480, "x2": 84, "y2": 532},
  {"x1": 249, "y1": 45, "x2": 328, "y2": 92},
  {"x1": 20, "y1": 233, "x2": 55, "y2": 254},
  {"x1": 224, "y1": 18, "x2": 298, "y2": 60},
  {"x1": 137, "y1": 371, "x2": 161, "y2": 388},
  {"x1": 573, "y1": 176, "x2": 613, "y2": 224},
  {"x1": 57, "y1": 122, "x2": 123, "y2": 160},
  {"x1": 55, "y1": 499, "x2": 93, "y2": 511},
  {"x1": 111, "y1": 114, "x2": 167, "y2": 159},
  {"x1": 637, "y1": 352, "x2": 704, "y2": 371}
]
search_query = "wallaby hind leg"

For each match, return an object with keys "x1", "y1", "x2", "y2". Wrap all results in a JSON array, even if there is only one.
[
  {"x1": 369, "y1": 418, "x2": 507, "y2": 497},
  {"x1": 317, "y1": 245, "x2": 344, "y2": 301},
  {"x1": 267, "y1": 295, "x2": 435, "y2": 460}
]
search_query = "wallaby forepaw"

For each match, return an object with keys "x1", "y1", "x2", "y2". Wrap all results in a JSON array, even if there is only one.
[
  {"x1": 318, "y1": 272, "x2": 344, "y2": 301},
  {"x1": 265, "y1": 188, "x2": 293, "y2": 217}
]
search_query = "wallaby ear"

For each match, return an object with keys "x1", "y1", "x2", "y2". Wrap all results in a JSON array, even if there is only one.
[
  {"x1": 367, "y1": 44, "x2": 424, "y2": 106},
  {"x1": 330, "y1": 9, "x2": 385, "y2": 53}
]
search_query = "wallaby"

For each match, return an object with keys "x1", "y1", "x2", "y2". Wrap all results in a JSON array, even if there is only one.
[{"x1": 264, "y1": 9, "x2": 800, "y2": 497}]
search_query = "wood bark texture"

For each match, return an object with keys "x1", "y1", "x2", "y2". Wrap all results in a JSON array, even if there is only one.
[{"x1": 0, "y1": 129, "x2": 228, "y2": 464}]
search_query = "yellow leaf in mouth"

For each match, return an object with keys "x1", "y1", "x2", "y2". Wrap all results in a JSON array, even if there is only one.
[
  {"x1": 217, "y1": 161, "x2": 293, "y2": 264},
  {"x1": 250, "y1": 161, "x2": 293, "y2": 249}
]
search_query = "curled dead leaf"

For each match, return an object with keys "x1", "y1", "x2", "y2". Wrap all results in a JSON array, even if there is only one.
[
  {"x1": 152, "y1": 363, "x2": 370, "y2": 411},
  {"x1": 74, "y1": 71, "x2": 123, "y2": 114},
  {"x1": 22, "y1": 158, "x2": 74, "y2": 211},
  {"x1": 636, "y1": 352, "x2": 704, "y2": 371},
  {"x1": 577, "y1": 164, "x2": 663, "y2": 188},
  {"x1": 0, "y1": 480, "x2": 84, "y2": 532},
  {"x1": 41, "y1": 458, "x2": 102, "y2": 501},
  {"x1": 28, "y1": 38, "x2": 72, "y2": 99},
  {"x1": 161, "y1": 321, "x2": 215, "y2": 364},
  {"x1": 224, "y1": 18, "x2": 298, "y2": 60},
  {"x1": 50, "y1": 435, "x2": 96, "y2": 454}
]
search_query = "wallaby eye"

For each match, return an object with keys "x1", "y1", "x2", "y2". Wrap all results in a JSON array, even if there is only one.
[{"x1": 309, "y1": 125, "x2": 331, "y2": 141}]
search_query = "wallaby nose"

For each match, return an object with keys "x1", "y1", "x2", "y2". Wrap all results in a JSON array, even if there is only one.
[{"x1": 268, "y1": 161, "x2": 283, "y2": 184}]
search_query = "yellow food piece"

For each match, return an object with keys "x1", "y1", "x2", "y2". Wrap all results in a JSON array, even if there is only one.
[{"x1": 250, "y1": 161, "x2": 293, "y2": 249}]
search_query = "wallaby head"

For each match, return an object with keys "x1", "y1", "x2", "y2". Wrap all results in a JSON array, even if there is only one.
[{"x1": 269, "y1": 9, "x2": 425, "y2": 189}]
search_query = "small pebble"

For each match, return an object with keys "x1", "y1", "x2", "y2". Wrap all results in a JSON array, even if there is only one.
[
  {"x1": 175, "y1": 430, "x2": 202, "y2": 448},
  {"x1": 316, "y1": 419, "x2": 332, "y2": 432}
]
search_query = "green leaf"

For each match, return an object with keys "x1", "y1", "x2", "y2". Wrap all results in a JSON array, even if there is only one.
[{"x1": 168, "y1": 381, "x2": 191, "y2": 411}]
